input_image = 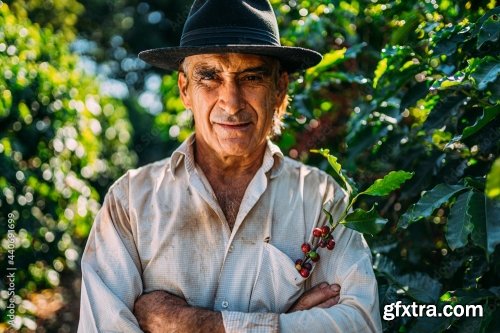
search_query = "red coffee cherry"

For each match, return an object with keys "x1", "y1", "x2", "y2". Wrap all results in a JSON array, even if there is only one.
[
  {"x1": 327, "y1": 239, "x2": 336, "y2": 250},
  {"x1": 299, "y1": 268, "x2": 310, "y2": 278},
  {"x1": 313, "y1": 228, "x2": 323, "y2": 237},
  {"x1": 321, "y1": 225, "x2": 330, "y2": 237}
]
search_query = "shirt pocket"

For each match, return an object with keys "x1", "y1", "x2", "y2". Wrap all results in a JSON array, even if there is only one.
[{"x1": 249, "y1": 242, "x2": 307, "y2": 313}]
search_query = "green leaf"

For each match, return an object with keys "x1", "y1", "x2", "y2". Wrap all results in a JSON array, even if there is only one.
[
  {"x1": 341, "y1": 206, "x2": 388, "y2": 236},
  {"x1": 432, "y1": 25, "x2": 473, "y2": 57},
  {"x1": 486, "y1": 158, "x2": 500, "y2": 200},
  {"x1": 396, "y1": 272, "x2": 442, "y2": 303},
  {"x1": 360, "y1": 170, "x2": 413, "y2": 197},
  {"x1": 409, "y1": 316, "x2": 456, "y2": 333},
  {"x1": 373, "y1": 254, "x2": 397, "y2": 277},
  {"x1": 448, "y1": 288, "x2": 497, "y2": 304},
  {"x1": 307, "y1": 48, "x2": 346, "y2": 75},
  {"x1": 430, "y1": 74, "x2": 466, "y2": 91},
  {"x1": 477, "y1": 13, "x2": 500, "y2": 48},
  {"x1": 311, "y1": 149, "x2": 350, "y2": 193},
  {"x1": 322, "y1": 208, "x2": 334, "y2": 226},
  {"x1": 306, "y1": 43, "x2": 366, "y2": 77},
  {"x1": 445, "y1": 190, "x2": 475, "y2": 250},
  {"x1": 468, "y1": 56, "x2": 500, "y2": 91},
  {"x1": 399, "y1": 184, "x2": 468, "y2": 228},
  {"x1": 374, "y1": 256, "x2": 442, "y2": 303},
  {"x1": 423, "y1": 93, "x2": 467, "y2": 130},
  {"x1": 469, "y1": 193, "x2": 500, "y2": 255},
  {"x1": 373, "y1": 58, "x2": 387, "y2": 88},
  {"x1": 464, "y1": 177, "x2": 486, "y2": 191},
  {"x1": 449, "y1": 105, "x2": 500, "y2": 144},
  {"x1": 344, "y1": 42, "x2": 367, "y2": 59}
]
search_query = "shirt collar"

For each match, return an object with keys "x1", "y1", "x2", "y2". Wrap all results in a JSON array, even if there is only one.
[{"x1": 169, "y1": 134, "x2": 285, "y2": 179}]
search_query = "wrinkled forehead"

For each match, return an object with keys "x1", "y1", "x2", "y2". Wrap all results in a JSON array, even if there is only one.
[{"x1": 182, "y1": 53, "x2": 278, "y2": 73}]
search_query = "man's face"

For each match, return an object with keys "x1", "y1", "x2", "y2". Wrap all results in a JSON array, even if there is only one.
[{"x1": 178, "y1": 53, "x2": 288, "y2": 159}]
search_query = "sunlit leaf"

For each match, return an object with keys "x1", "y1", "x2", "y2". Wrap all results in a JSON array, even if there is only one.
[
  {"x1": 373, "y1": 58, "x2": 387, "y2": 88},
  {"x1": 307, "y1": 48, "x2": 346, "y2": 75},
  {"x1": 360, "y1": 170, "x2": 414, "y2": 197},
  {"x1": 486, "y1": 158, "x2": 500, "y2": 200}
]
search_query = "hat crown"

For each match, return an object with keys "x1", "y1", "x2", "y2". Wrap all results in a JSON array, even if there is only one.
[
  {"x1": 138, "y1": 0, "x2": 322, "y2": 72},
  {"x1": 180, "y1": 0, "x2": 281, "y2": 47}
]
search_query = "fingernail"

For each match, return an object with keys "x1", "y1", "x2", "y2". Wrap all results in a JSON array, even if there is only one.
[{"x1": 330, "y1": 284, "x2": 340, "y2": 292}]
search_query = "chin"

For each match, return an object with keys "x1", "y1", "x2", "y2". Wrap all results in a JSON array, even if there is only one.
[{"x1": 218, "y1": 140, "x2": 256, "y2": 157}]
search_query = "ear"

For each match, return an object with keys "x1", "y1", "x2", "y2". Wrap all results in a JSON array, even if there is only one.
[
  {"x1": 178, "y1": 72, "x2": 192, "y2": 109},
  {"x1": 275, "y1": 71, "x2": 289, "y2": 108}
]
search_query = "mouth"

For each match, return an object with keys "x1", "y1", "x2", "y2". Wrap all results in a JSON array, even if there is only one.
[{"x1": 215, "y1": 122, "x2": 252, "y2": 130}]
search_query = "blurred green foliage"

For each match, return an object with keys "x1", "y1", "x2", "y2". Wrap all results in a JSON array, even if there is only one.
[
  {"x1": 1, "y1": 0, "x2": 499, "y2": 332},
  {"x1": 0, "y1": 1, "x2": 135, "y2": 330}
]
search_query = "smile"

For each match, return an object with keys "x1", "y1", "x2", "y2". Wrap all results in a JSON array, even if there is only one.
[{"x1": 215, "y1": 123, "x2": 252, "y2": 130}]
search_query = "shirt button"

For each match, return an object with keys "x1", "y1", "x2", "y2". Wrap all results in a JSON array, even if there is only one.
[
  {"x1": 221, "y1": 300, "x2": 229, "y2": 308},
  {"x1": 228, "y1": 245, "x2": 234, "y2": 252}
]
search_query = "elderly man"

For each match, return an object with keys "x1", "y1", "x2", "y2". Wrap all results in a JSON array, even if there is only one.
[{"x1": 78, "y1": 0, "x2": 382, "y2": 332}]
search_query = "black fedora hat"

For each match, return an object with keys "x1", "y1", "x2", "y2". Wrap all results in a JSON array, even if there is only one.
[{"x1": 138, "y1": 0, "x2": 322, "y2": 72}]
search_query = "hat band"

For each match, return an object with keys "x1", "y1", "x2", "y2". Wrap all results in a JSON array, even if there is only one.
[{"x1": 180, "y1": 26, "x2": 280, "y2": 47}]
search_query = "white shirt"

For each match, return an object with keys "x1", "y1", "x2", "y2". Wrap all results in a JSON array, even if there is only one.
[{"x1": 78, "y1": 135, "x2": 382, "y2": 332}]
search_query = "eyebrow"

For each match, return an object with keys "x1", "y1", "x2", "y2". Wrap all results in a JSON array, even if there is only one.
[
  {"x1": 239, "y1": 66, "x2": 272, "y2": 75},
  {"x1": 192, "y1": 64, "x2": 272, "y2": 76}
]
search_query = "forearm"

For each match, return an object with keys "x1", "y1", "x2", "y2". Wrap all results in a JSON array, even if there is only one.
[{"x1": 134, "y1": 291, "x2": 225, "y2": 333}]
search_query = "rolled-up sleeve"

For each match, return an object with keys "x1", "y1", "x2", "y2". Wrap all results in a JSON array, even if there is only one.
[
  {"x1": 222, "y1": 311, "x2": 279, "y2": 333},
  {"x1": 78, "y1": 180, "x2": 143, "y2": 333}
]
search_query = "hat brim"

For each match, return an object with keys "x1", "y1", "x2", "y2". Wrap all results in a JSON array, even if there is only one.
[{"x1": 138, "y1": 45, "x2": 322, "y2": 73}]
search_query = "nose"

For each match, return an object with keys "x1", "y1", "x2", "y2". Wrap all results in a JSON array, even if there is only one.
[{"x1": 218, "y1": 79, "x2": 245, "y2": 115}]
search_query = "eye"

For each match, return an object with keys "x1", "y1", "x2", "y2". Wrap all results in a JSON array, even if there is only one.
[
  {"x1": 242, "y1": 74, "x2": 264, "y2": 82},
  {"x1": 195, "y1": 69, "x2": 219, "y2": 81},
  {"x1": 201, "y1": 73, "x2": 217, "y2": 80}
]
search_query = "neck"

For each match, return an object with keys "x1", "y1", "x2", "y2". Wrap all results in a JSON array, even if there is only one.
[{"x1": 194, "y1": 139, "x2": 266, "y2": 185}]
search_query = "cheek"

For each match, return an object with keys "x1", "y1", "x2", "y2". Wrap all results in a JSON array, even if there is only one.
[
  {"x1": 191, "y1": 88, "x2": 217, "y2": 120},
  {"x1": 256, "y1": 95, "x2": 277, "y2": 125}
]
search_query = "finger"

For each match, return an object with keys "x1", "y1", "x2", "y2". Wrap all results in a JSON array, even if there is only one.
[
  {"x1": 316, "y1": 295, "x2": 340, "y2": 308},
  {"x1": 293, "y1": 283, "x2": 340, "y2": 311},
  {"x1": 330, "y1": 283, "x2": 341, "y2": 294}
]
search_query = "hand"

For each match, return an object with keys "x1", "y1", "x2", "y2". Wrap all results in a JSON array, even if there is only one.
[
  {"x1": 134, "y1": 290, "x2": 224, "y2": 333},
  {"x1": 287, "y1": 283, "x2": 341, "y2": 313}
]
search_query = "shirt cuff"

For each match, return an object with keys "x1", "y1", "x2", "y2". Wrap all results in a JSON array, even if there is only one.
[{"x1": 221, "y1": 311, "x2": 279, "y2": 333}]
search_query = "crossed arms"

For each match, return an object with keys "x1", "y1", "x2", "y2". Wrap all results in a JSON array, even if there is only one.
[
  {"x1": 134, "y1": 282, "x2": 342, "y2": 333},
  {"x1": 77, "y1": 177, "x2": 382, "y2": 333}
]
